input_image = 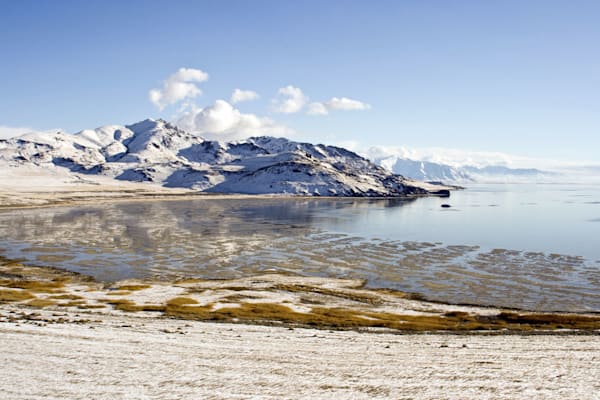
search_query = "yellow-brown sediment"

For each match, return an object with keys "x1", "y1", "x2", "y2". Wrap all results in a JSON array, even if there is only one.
[
  {"x1": 49, "y1": 294, "x2": 84, "y2": 300},
  {"x1": 26, "y1": 299, "x2": 57, "y2": 308},
  {"x1": 103, "y1": 298, "x2": 166, "y2": 313},
  {"x1": 166, "y1": 297, "x2": 199, "y2": 306},
  {"x1": 0, "y1": 288, "x2": 36, "y2": 302},
  {"x1": 106, "y1": 291, "x2": 133, "y2": 296},
  {"x1": 114, "y1": 284, "x2": 151, "y2": 291},
  {"x1": 2, "y1": 255, "x2": 600, "y2": 332}
]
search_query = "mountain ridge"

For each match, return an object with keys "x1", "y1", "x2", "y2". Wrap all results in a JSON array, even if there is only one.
[
  {"x1": 0, "y1": 119, "x2": 449, "y2": 197},
  {"x1": 373, "y1": 155, "x2": 556, "y2": 183}
]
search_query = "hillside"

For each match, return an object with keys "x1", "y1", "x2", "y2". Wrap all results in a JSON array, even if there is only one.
[{"x1": 0, "y1": 119, "x2": 447, "y2": 197}]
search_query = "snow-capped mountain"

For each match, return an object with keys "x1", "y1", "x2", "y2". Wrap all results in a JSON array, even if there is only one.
[
  {"x1": 373, "y1": 155, "x2": 554, "y2": 183},
  {"x1": 0, "y1": 119, "x2": 444, "y2": 197}
]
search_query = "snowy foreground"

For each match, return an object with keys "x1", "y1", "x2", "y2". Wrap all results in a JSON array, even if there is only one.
[{"x1": 1, "y1": 306, "x2": 599, "y2": 400}]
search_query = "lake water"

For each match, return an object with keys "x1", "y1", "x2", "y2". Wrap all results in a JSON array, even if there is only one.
[{"x1": 1, "y1": 183, "x2": 599, "y2": 312}]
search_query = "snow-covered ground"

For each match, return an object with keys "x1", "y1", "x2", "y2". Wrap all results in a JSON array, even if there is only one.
[
  {"x1": 1, "y1": 306, "x2": 598, "y2": 400},
  {"x1": 0, "y1": 163, "x2": 199, "y2": 208}
]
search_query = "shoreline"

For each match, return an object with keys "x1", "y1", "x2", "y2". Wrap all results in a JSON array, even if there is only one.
[
  {"x1": 2, "y1": 255, "x2": 600, "y2": 333},
  {"x1": 0, "y1": 168, "x2": 458, "y2": 211},
  {"x1": 1, "y1": 185, "x2": 600, "y2": 398},
  {"x1": 1, "y1": 183, "x2": 599, "y2": 328},
  {"x1": 0, "y1": 188, "x2": 449, "y2": 211}
]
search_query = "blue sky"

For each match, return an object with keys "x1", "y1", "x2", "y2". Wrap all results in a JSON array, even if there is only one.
[{"x1": 1, "y1": 0, "x2": 599, "y2": 165}]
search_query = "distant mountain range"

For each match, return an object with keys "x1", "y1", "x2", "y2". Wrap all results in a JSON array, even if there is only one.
[
  {"x1": 373, "y1": 156, "x2": 556, "y2": 183},
  {"x1": 0, "y1": 119, "x2": 448, "y2": 197}
]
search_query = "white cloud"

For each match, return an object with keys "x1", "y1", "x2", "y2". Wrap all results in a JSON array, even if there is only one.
[
  {"x1": 230, "y1": 89, "x2": 259, "y2": 104},
  {"x1": 326, "y1": 97, "x2": 371, "y2": 111},
  {"x1": 149, "y1": 68, "x2": 209, "y2": 110},
  {"x1": 306, "y1": 97, "x2": 371, "y2": 116},
  {"x1": 176, "y1": 99, "x2": 293, "y2": 141},
  {"x1": 306, "y1": 102, "x2": 328, "y2": 116},
  {"x1": 147, "y1": 69, "x2": 371, "y2": 141},
  {"x1": 271, "y1": 85, "x2": 308, "y2": 114}
]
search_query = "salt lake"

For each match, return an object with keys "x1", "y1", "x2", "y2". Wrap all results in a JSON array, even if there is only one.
[{"x1": 1, "y1": 183, "x2": 599, "y2": 312}]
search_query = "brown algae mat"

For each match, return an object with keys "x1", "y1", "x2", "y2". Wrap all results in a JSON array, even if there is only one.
[{"x1": 1, "y1": 255, "x2": 600, "y2": 332}]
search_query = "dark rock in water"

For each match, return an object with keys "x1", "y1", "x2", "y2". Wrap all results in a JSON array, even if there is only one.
[
  {"x1": 432, "y1": 189, "x2": 451, "y2": 197},
  {"x1": 441, "y1": 204, "x2": 451, "y2": 208}
]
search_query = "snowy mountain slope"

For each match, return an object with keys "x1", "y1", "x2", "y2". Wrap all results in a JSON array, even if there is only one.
[{"x1": 0, "y1": 119, "x2": 443, "y2": 197}]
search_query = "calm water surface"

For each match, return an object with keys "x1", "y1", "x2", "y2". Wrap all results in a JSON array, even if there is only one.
[{"x1": 1, "y1": 183, "x2": 599, "y2": 312}]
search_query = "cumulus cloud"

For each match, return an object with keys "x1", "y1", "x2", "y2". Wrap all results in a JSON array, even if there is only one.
[
  {"x1": 271, "y1": 85, "x2": 308, "y2": 114},
  {"x1": 230, "y1": 89, "x2": 259, "y2": 104},
  {"x1": 269, "y1": 86, "x2": 370, "y2": 116},
  {"x1": 176, "y1": 99, "x2": 293, "y2": 141},
  {"x1": 147, "y1": 68, "x2": 371, "y2": 141},
  {"x1": 326, "y1": 97, "x2": 371, "y2": 111},
  {"x1": 307, "y1": 97, "x2": 371, "y2": 116},
  {"x1": 149, "y1": 68, "x2": 209, "y2": 110},
  {"x1": 306, "y1": 102, "x2": 328, "y2": 116}
]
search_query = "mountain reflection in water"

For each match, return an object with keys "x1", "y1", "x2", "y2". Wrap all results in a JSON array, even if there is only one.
[{"x1": 1, "y1": 194, "x2": 599, "y2": 312}]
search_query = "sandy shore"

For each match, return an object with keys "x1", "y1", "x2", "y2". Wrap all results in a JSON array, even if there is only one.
[{"x1": 1, "y1": 306, "x2": 599, "y2": 400}]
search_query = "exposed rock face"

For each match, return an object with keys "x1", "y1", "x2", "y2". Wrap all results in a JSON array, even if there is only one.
[{"x1": 0, "y1": 119, "x2": 440, "y2": 197}]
